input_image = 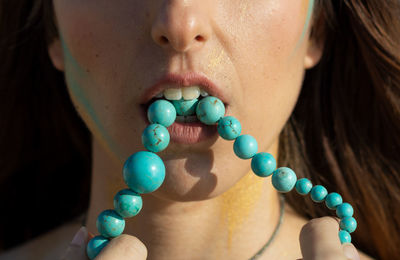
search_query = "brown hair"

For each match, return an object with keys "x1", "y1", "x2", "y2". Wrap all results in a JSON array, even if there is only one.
[{"x1": 1, "y1": 0, "x2": 399, "y2": 258}]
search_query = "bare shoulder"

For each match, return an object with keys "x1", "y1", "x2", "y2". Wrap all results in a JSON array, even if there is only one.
[{"x1": 0, "y1": 216, "x2": 83, "y2": 260}]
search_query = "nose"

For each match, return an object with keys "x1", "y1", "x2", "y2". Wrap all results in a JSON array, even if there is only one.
[{"x1": 151, "y1": 1, "x2": 212, "y2": 53}]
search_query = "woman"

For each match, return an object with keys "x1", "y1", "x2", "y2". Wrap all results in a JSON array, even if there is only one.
[{"x1": 0, "y1": 0, "x2": 399, "y2": 259}]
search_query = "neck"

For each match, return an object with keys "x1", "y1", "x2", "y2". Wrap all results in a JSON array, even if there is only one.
[{"x1": 86, "y1": 139, "x2": 282, "y2": 260}]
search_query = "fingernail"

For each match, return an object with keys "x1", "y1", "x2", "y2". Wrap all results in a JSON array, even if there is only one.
[
  {"x1": 342, "y1": 243, "x2": 360, "y2": 260},
  {"x1": 71, "y1": 226, "x2": 88, "y2": 246}
]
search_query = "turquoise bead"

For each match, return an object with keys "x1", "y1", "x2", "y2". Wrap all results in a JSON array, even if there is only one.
[
  {"x1": 233, "y1": 135, "x2": 258, "y2": 159},
  {"x1": 147, "y1": 99, "x2": 176, "y2": 127},
  {"x1": 336, "y1": 202, "x2": 354, "y2": 218},
  {"x1": 271, "y1": 167, "x2": 297, "y2": 193},
  {"x1": 123, "y1": 151, "x2": 165, "y2": 194},
  {"x1": 338, "y1": 230, "x2": 352, "y2": 244},
  {"x1": 251, "y1": 152, "x2": 276, "y2": 177},
  {"x1": 310, "y1": 185, "x2": 328, "y2": 203},
  {"x1": 339, "y1": 217, "x2": 357, "y2": 233},
  {"x1": 86, "y1": 235, "x2": 109, "y2": 259},
  {"x1": 142, "y1": 124, "x2": 170, "y2": 153},
  {"x1": 172, "y1": 98, "x2": 199, "y2": 116},
  {"x1": 325, "y1": 192, "x2": 343, "y2": 210},
  {"x1": 196, "y1": 96, "x2": 225, "y2": 125},
  {"x1": 217, "y1": 116, "x2": 242, "y2": 140},
  {"x1": 113, "y1": 189, "x2": 143, "y2": 218},
  {"x1": 96, "y1": 209, "x2": 125, "y2": 238},
  {"x1": 295, "y1": 178, "x2": 313, "y2": 195}
]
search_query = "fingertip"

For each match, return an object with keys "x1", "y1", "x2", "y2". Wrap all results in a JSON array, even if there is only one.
[{"x1": 342, "y1": 243, "x2": 360, "y2": 260}]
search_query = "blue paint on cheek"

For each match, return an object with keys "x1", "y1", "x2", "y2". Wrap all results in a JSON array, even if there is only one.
[
  {"x1": 59, "y1": 34, "x2": 124, "y2": 162},
  {"x1": 290, "y1": 0, "x2": 315, "y2": 57}
]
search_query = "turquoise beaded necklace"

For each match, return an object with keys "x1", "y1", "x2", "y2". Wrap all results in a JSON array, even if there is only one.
[{"x1": 86, "y1": 96, "x2": 357, "y2": 259}]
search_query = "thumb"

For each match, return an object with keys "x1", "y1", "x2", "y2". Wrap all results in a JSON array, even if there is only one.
[
  {"x1": 60, "y1": 226, "x2": 89, "y2": 260},
  {"x1": 96, "y1": 234, "x2": 147, "y2": 260}
]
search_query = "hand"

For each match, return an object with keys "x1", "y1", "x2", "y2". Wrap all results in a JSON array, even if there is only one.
[
  {"x1": 299, "y1": 217, "x2": 360, "y2": 260},
  {"x1": 60, "y1": 227, "x2": 147, "y2": 260}
]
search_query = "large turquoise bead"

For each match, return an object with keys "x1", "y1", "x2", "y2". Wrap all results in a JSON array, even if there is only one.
[
  {"x1": 147, "y1": 99, "x2": 176, "y2": 127},
  {"x1": 338, "y1": 230, "x2": 352, "y2": 244},
  {"x1": 86, "y1": 235, "x2": 109, "y2": 259},
  {"x1": 142, "y1": 124, "x2": 170, "y2": 153},
  {"x1": 217, "y1": 116, "x2": 242, "y2": 140},
  {"x1": 172, "y1": 98, "x2": 199, "y2": 116},
  {"x1": 310, "y1": 185, "x2": 328, "y2": 203},
  {"x1": 325, "y1": 192, "x2": 343, "y2": 210},
  {"x1": 233, "y1": 135, "x2": 258, "y2": 159},
  {"x1": 251, "y1": 152, "x2": 276, "y2": 177},
  {"x1": 196, "y1": 96, "x2": 225, "y2": 125},
  {"x1": 114, "y1": 189, "x2": 143, "y2": 218},
  {"x1": 336, "y1": 202, "x2": 354, "y2": 218},
  {"x1": 295, "y1": 178, "x2": 313, "y2": 195},
  {"x1": 339, "y1": 217, "x2": 357, "y2": 233},
  {"x1": 123, "y1": 151, "x2": 166, "y2": 194},
  {"x1": 271, "y1": 167, "x2": 297, "y2": 193},
  {"x1": 96, "y1": 209, "x2": 125, "y2": 238}
]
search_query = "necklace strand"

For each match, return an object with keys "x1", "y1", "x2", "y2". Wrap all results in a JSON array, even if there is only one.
[{"x1": 86, "y1": 96, "x2": 357, "y2": 259}]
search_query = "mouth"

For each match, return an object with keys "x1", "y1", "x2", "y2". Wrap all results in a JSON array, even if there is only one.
[{"x1": 139, "y1": 75, "x2": 229, "y2": 144}]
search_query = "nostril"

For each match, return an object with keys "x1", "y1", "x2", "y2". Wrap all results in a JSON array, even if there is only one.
[
  {"x1": 160, "y1": 36, "x2": 169, "y2": 44},
  {"x1": 195, "y1": 35, "x2": 205, "y2": 42}
]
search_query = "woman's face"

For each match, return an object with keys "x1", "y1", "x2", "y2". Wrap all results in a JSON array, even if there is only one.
[{"x1": 49, "y1": 0, "x2": 322, "y2": 201}]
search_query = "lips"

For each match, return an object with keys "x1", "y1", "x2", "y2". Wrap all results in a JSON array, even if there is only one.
[
  {"x1": 138, "y1": 72, "x2": 229, "y2": 144},
  {"x1": 139, "y1": 72, "x2": 229, "y2": 105}
]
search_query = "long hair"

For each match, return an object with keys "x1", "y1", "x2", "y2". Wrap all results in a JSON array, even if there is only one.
[{"x1": 1, "y1": 0, "x2": 399, "y2": 259}]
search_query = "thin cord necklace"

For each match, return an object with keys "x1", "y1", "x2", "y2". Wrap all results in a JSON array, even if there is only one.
[
  {"x1": 249, "y1": 195, "x2": 285, "y2": 260},
  {"x1": 85, "y1": 96, "x2": 357, "y2": 259}
]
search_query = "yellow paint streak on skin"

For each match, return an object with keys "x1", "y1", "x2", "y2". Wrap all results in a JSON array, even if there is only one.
[
  {"x1": 207, "y1": 47, "x2": 225, "y2": 70},
  {"x1": 219, "y1": 170, "x2": 265, "y2": 249},
  {"x1": 238, "y1": 1, "x2": 249, "y2": 23}
]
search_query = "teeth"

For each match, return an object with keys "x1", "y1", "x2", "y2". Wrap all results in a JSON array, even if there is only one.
[
  {"x1": 200, "y1": 89, "x2": 209, "y2": 97},
  {"x1": 161, "y1": 86, "x2": 209, "y2": 101},
  {"x1": 163, "y1": 88, "x2": 182, "y2": 100},
  {"x1": 155, "y1": 92, "x2": 164, "y2": 98},
  {"x1": 182, "y1": 86, "x2": 201, "y2": 100}
]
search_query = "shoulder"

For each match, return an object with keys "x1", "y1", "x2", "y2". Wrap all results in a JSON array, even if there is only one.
[{"x1": 0, "y1": 215, "x2": 83, "y2": 260}]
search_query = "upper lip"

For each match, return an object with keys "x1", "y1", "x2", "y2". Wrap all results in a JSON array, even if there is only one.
[{"x1": 140, "y1": 72, "x2": 229, "y2": 105}]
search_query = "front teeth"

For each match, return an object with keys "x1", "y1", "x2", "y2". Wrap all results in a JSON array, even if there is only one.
[
  {"x1": 156, "y1": 86, "x2": 209, "y2": 101},
  {"x1": 163, "y1": 88, "x2": 182, "y2": 100}
]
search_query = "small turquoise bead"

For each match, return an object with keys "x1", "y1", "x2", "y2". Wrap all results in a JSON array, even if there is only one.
[
  {"x1": 141, "y1": 124, "x2": 170, "y2": 153},
  {"x1": 233, "y1": 135, "x2": 258, "y2": 159},
  {"x1": 295, "y1": 178, "x2": 313, "y2": 195},
  {"x1": 217, "y1": 116, "x2": 242, "y2": 140},
  {"x1": 86, "y1": 235, "x2": 109, "y2": 259},
  {"x1": 172, "y1": 98, "x2": 199, "y2": 116},
  {"x1": 196, "y1": 96, "x2": 225, "y2": 125},
  {"x1": 96, "y1": 209, "x2": 125, "y2": 238},
  {"x1": 147, "y1": 99, "x2": 176, "y2": 127},
  {"x1": 325, "y1": 192, "x2": 343, "y2": 210},
  {"x1": 339, "y1": 217, "x2": 357, "y2": 233},
  {"x1": 114, "y1": 189, "x2": 143, "y2": 218},
  {"x1": 123, "y1": 151, "x2": 165, "y2": 194},
  {"x1": 338, "y1": 230, "x2": 352, "y2": 244},
  {"x1": 336, "y1": 202, "x2": 354, "y2": 218},
  {"x1": 251, "y1": 152, "x2": 276, "y2": 177},
  {"x1": 271, "y1": 167, "x2": 297, "y2": 193},
  {"x1": 310, "y1": 185, "x2": 328, "y2": 203}
]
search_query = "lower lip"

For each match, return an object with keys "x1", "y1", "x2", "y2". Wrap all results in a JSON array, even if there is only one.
[
  {"x1": 168, "y1": 121, "x2": 218, "y2": 144},
  {"x1": 140, "y1": 104, "x2": 228, "y2": 144}
]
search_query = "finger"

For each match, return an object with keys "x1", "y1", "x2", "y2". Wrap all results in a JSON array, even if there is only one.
[
  {"x1": 96, "y1": 234, "x2": 147, "y2": 260},
  {"x1": 299, "y1": 217, "x2": 346, "y2": 260},
  {"x1": 60, "y1": 226, "x2": 89, "y2": 260},
  {"x1": 342, "y1": 243, "x2": 360, "y2": 260}
]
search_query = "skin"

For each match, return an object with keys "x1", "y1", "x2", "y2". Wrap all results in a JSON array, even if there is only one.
[{"x1": 0, "y1": 0, "x2": 372, "y2": 259}]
